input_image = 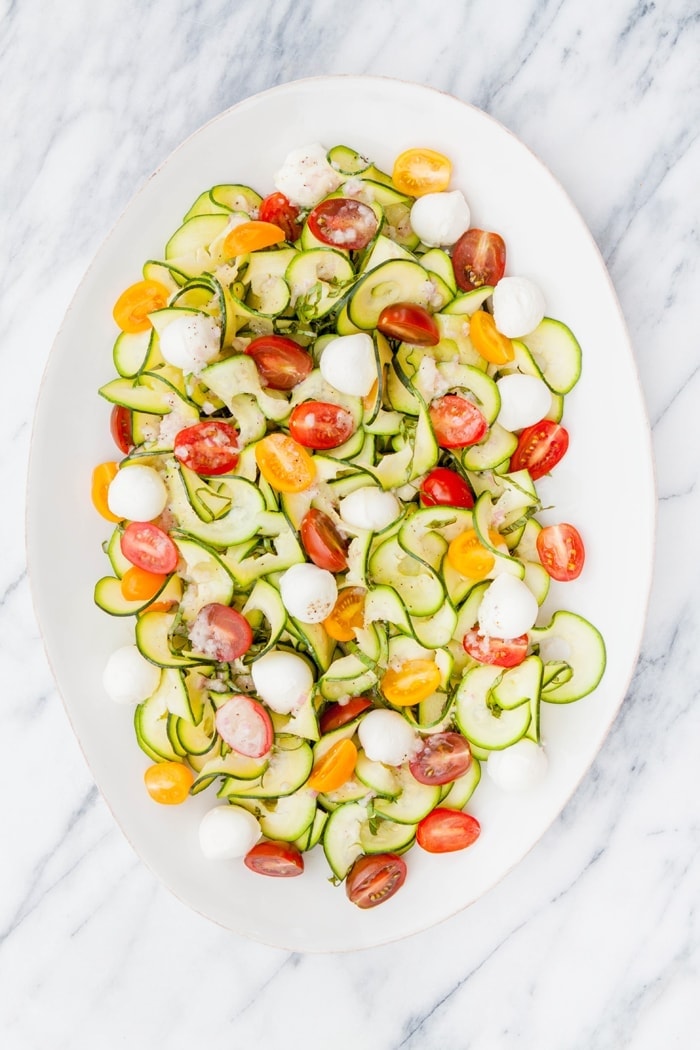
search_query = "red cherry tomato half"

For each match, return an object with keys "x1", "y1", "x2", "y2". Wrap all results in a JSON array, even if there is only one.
[
  {"x1": 463, "y1": 629, "x2": 529, "y2": 668},
  {"x1": 288, "y1": 401, "x2": 356, "y2": 450},
  {"x1": 120, "y1": 522, "x2": 179, "y2": 574},
  {"x1": 510, "y1": 420, "x2": 569, "y2": 481},
  {"x1": 536, "y1": 523, "x2": 585, "y2": 581},
  {"x1": 429, "y1": 394, "x2": 488, "y2": 449},
  {"x1": 245, "y1": 334, "x2": 313, "y2": 390},
  {"x1": 307, "y1": 198, "x2": 379, "y2": 251},
  {"x1": 345, "y1": 853, "x2": 407, "y2": 910},
  {"x1": 110, "y1": 405, "x2": 133, "y2": 454},
  {"x1": 173, "y1": 420, "x2": 239, "y2": 476},
  {"x1": 376, "y1": 302, "x2": 440, "y2": 346},
  {"x1": 409, "y1": 732, "x2": 472, "y2": 786},
  {"x1": 300, "y1": 508, "x2": 349, "y2": 572},
  {"x1": 244, "y1": 840, "x2": 305, "y2": 877},
  {"x1": 190, "y1": 603, "x2": 253, "y2": 661},
  {"x1": 258, "y1": 192, "x2": 302, "y2": 242},
  {"x1": 451, "y1": 229, "x2": 506, "y2": 292},
  {"x1": 214, "y1": 694, "x2": 273, "y2": 757},
  {"x1": 319, "y1": 696, "x2": 373, "y2": 734},
  {"x1": 416, "y1": 808, "x2": 481, "y2": 853},
  {"x1": 420, "y1": 467, "x2": 474, "y2": 508}
]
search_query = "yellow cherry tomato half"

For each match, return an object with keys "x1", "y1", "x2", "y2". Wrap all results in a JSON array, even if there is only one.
[
  {"x1": 392, "y1": 148, "x2": 452, "y2": 197},
  {"x1": 447, "y1": 528, "x2": 504, "y2": 579},
  {"x1": 120, "y1": 565, "x2": 168, "y2": 602},
  {"x1": 144, "y1": 761, "x2": 194, "y2": 804},
  {"x1": 91, "y1": 461, "x2": 121, "y2": 522},
  {"x1": 223, "y1": 220, "x2": 286, "y2": 257},
  {"x1": 381, "y1": 659, "x2": 442, "y2": 706},
  {"x1": 255, "y1": 433, "x2": 316, "y2": 493},
  {"x1": 323, "y1": 586, "x2": 367, "y2": 642},
  {"x1": 469, "y1": 310, "x2": 515, "y2": 365},
  {"x1": 113, "y1": 279, "x2": 170, "y2": 333},
  {"x1": 308, "y1": 738, "x2": 358, "y2": 793}
]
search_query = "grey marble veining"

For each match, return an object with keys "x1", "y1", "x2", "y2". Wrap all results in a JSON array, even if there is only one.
[{"x1": 2, "y1": 0, "x2": 699, "y2": 1047}]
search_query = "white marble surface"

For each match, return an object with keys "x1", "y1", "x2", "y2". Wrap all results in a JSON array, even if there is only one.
[{"x1": 2, "y1": 0, "x2": 698, "y2": 1046}]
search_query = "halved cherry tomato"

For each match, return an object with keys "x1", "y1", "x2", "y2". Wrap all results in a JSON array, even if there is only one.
[
  {"x1": 392, "y1": 148, "x2": 451, "y2": 197},
  {"x1": 300, "y1": 509, "x2": 348, "y2": 572},
  {"x1": 144, "y1": 761, "x2": 193, "y2": 805},
  {"x1": 381, "y1": 659, "x2": 442, "y2": 706},
  {"x1": 259, "y1": 192, "x2": 302, "y2": 242},
  {"x1": 409, "y1": 732, "x2": 472, "y2": 786},
  {"x1": 222, "y1": 220, "x2": 286, "y2": 257},
  {"x1": 120, "y1": 565, "x2": 168, "y2": 602},
  {"x1": 345, "y1": 853, "x2": 407, "y2": 909},
  {"x1": 113, "y1": 279, "x2": 170, "y2": 333},
  {"x1": 323, "y1": 586, "x2": 366, "y2": 641},
  {"x1": 462, "y1": 629, "x2": 529, "y2": 668},
  {"x1": 244, "y1": 840, "x2": 304, "y2": 877},
  {"x1": 245, "y1": 334, "x2": 312, "y2": 390},
  {"x1": 510, "y1": 420, "x2": 569, "y2": 480},
  {"x1": 255, "y1": 433, "x2": 316, "y2": 493},
  {"x1": 120, "y1": 521, "x2": 179, "y2": 574},
  {"x1": 91, "y1": 461, "x2": 121, "y2": 522},
  {"x1": 536, "y1": 523, "x2": 585, "y2": 581},
  {"x1": 308, "y1": 738, "x2": 358, "y2": 792},
  {"x1": 416, "y1": 808, "x2": 481, "y2": 853},
  {"x1": 451, "y1": 229, "x2": 506, "y2": 292},
  {"x1": 307, "y1": 198, "x2": 379, "y2": 250},
  {"x1": 319, "y1": 696, "x2": 373, "y2": 734},
  {"x1": 110, "y1": 405, "x2": 133, "y2": 454},
  {"x1": 190, "y1": 604, "x2": 253, "y2": 661},
  {"x1": 429, "y1": 394, "x2": 488, "y2": 449},
  {"x1": 420, "y1": 467, "x2": 474, "y2": 508},
  {"x1": 469, "y1": 309, "x2": 514, "y2": 365},
  {"x1": 173, "y1": 420, "x2": 239, "y2": 476},
  {"x1": 215, "y1": 694, "x2": 273, "y2": 757},
  {"x1": 447, "y1": 528, "x2": 503, "y2": 579},
  {"x1": 288, "y1": 401, "x2": 356, "y2": 450},
  {"x1": 377, "y1": 302, "x2": 440, "y2": 346}
]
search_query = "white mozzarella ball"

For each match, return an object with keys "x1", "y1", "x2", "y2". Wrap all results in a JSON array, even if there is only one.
[
  {"x1": 320, "y1": 333, "x2": 377, "y2": 396},
  {"x1": 102, "y1": 645, "x2": 160, "y2": 705},
  {"x1": 199, "y1": 805, "x2": 261, "y2": 859},
  {"x1": 487, "y1": 739, "x2": 548, "y2": 791},
  {"x1": 339, "y1": 487, "x2": 401, "y2": 532},
  {"x1": 496, "y1": 373, "x2": 552, "y2": 432},
  {"x1": 409, "y1": 190, "x2": 471, "y2": 247},
  {"x1": 492, "y1": 276, "x2": 546, "y2": 338},
  {"x1": 251, "y1": 650, "x2": 314, "y2": 714},
  {"x1": 279, "y1": 563, "x2": 338, "y2": 624},
  {"x1": 159, "y1": 312, "x2": 221, "y2": 374},
  {"x1": 477, "y1": 574, "x2": 539, "y2": 638},
  {"x1": 358, "y1": 709, "x2": 418, "y2": 767},
  {"x1": 273, "y1": 143, "x2": 343, "y2": 208},
  {"x1": 107, "y1": 464, "x2": 168, "y2": 521}
]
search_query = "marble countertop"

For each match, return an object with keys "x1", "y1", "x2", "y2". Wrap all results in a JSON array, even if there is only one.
[{"x1": 2, "y1": 1, "x2": 698, "y2": 1047}]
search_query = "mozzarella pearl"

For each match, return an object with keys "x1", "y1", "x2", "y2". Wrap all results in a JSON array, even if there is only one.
[
  {"x1": 158, "y1": 312, "x2": 221, "y2": 374},
  {"x1": 496, "y1": 373, "x2": 552, "y2": 432},
  {"x1": 199, "y1": 805, "x2": 261, "y2": 859},
  {"x1": 102, "y1": 645, "x2": 160, "y2": 705},
  {"x1": 477, "y1": 574, "x2": 539, "y2": 638},
  {"x1": 492, "y1": 276, "x2": 546, "y2": 338},
  {"x1": 339, "y1": 487, "x2": 401, "y2": 532},
  {"x1": 409, "y1": 190, "x2": 471, "y2": 247},
  {"x1": 107, "y1": 464, "x2": 168, "y2": 521},
  {"x1": 320, "y1": 333, "x2": 376, "y2": 396},
  {"x1": 487, "y1": 740, "x2": 548, "y2": 791},
  {"x1": 358, "y1": 709, "x2": 418, "y2": 767},
  {"x1": 251, "y1": 650, "x2": 314, "y2": 714},
  {"x1": 273, "y1": 143, "x2": 343, "y2": 208},
  {"x1": 279, "y1": 563, "x2": 337, "y2": 624}
]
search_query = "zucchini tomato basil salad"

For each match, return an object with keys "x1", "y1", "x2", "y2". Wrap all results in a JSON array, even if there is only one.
[{"x1": 93, "y1": 142, "x2": 605, "y2": 909}]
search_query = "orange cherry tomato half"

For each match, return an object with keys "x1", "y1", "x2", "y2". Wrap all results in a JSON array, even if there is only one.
[
  {"x1": 429, "y1": 394, "x2": 488, "y2": 449},
  {"x1": 215, "y1": 694, "x2": 273, "y2": 758},
  {"x1": 255, "y1": 433, "x2": 316, "y2": 493},
  {"x1": 462, "y1": 629, "x2": 529, "y2": 668},
  {"x1": 173, "y1": 420, "x2": 239, "y2": 476},
  {"x1": 120, "y1": 522, "x2": 179, "y2": 574},
  {"x1": 144, "y1": 761, "x2": 194, "y2": 805},
  {"x1": 345, "y1": 853, "x2": 407, "y2": 909},
  {"x1": 447, "y1": 529, "x2": 502, "y2": 579},
  {"x1": 377, "y1": 302, "x2": 440, "y2": 346},
  {"x1": 420, "y1": 467, "x2": 474, "y2": 509},
  {"x1": 308, "y1": 738, "x2": 358, "y2": 792},
  {"x1": 319, "y1": 696, "x2": 373, "y2": 734},
  {"x1": 190, "y1": 604, "x2": 253, "y2": 662},
  {"x1": 223, "y1": 220, "x2": 286, "y2": 257},
  {"x1": 120, "y1": 565, "x2": 168, "y2": 602},
  {"x1": 416, "y1": 808, "x2": 481, "y2": 853},
  {"x1": 381, "y1": 659, "x2": 442, "y2": 706},
  {"x1": 288, "y1": 401, "x2": 356, "y2": 450},
  {"x1": 536, "y1": 523, "x2": 585, "y2": 581},
  {"x1": 245, "y1": 334, "x2": 313, "y2": 390},
  {"x1": 307, "y1": 198, "x2": 379, "y2": 250},
  {"x1": 451, "y1": 229, "x2": 506, "y2": 292},
  {"x1": 244, "y1": 840, "x2": 304, "y2": 877},
  {"x1": 392, "y1": 148, "x2": 451, "y2": 197},
  {"x1": 110, "y1": 405, "x2": 133, "y2": 454},
  {"x1": 113, "y1": 279, "x2": 170, "y2": 333},
  {"x1": 91, "y1": 461, "x2": 121, "y2": 522},
  {"x1": 300, "y1": 509, "x2": 348, "y2": 573},
  {"x1": 469, "y1": 309, "x2": 514, "y2": 365},
  {"x1": 409, "y1": 732, "x2": 472, "y2": 786},
  {"x1": 510, "y1": 420, "x2": 569, "y2": 481},
  {"x1": 323, "y1": 586, "x2": 366, "y2": 642},
  {"x1": 258, "y1": 192, "x2": 302, "y2": 242}
]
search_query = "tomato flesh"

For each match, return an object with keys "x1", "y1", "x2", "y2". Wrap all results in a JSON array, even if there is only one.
[
  {"x1": 245, "y1": 841, "x2": 304, "y2": 877},
  {"x1": 381, "y1": 659, "x2": 442, "y2": 706},
  {"x1": 323, "y1": 586, "x2": 366, "y2": 642},
  {"x1": 190, "y1": 603, "x2": 253, "y2": 661},
  {"x1": 308, "y1": 738, "x2": 358, "y2": 792},
  {"x1": 144, "y1": 761, "x2": 193, "y2": 805},
  {"x1": 300, "y1": 509, "x2": 348, "y2": 572},
  {"x1": 113, "y1": 279, "x2": 170, "y2": 333},
  {"x1": 215, "y1": 694, "x2": 273, "y2": 758},
  {"x1": 245, "y1": 334, "x2": 312, "y2": 390},
  {"x1": 429, "y1": 394, "x2": 488, "y2": 449},
  {"x1": 259, "y1": 192, "x2": 302, "y2": 242},
  {"x1": 288, "y1": 401, "x2": 356, "y2": 450},
  {"x1": 120, "y1": 522, "x2": 178, "y2": 574},
  {"x1": 416, "y1": 808, "x2": 481, "y2": 853},
  {"x1": 223, "y1": 220, "x2": 285, "y2": 257},
  {"x1": 392, "y1": 148, "x2": 451, "y2": 196},
  {"x1": 255, "y1": 433, "x2": 316, "y2": 493},
  {"x1": 92, "y1": 461, "x2": 121, "y2": 522},
  {"x1": 536, "y1": 523, "x2": 585, "y2": 581},
  {"x1": 307, "y1": 198, "x2": 378, "y2": 250},
  {"x1": 173, "y1": 420, "x2": 239, "y2": 476},
  {"x1": 510, "y1": 420, "x2": 569, "y2": 480},
  {"x1": 409, "y1": 732, "x2": 472, "y2": 785},
  {"x1": 120, "y1": 566, "x2": 167, "y2": 602},
  {"x1": 451, "y1": 229, "x2": 506, "y2": 292},
  {"x1": 463, "y1": 629, "x2": 529, "y2": 668},
  {"x1": 420, "y1": 467, "x2": 474, "y2": 508},
  {"x1": 345, "y1": 853, "x2": 407, "y2": 909},
  {"x1": 110, "y1": 405, "x2": 133, "y2": 453},
  {"x1": 319, "y1": 696, "x2": 373, "y2": 734},
  {"x1": 377, "y1": 302, "x2": 440, "y2": 346},
  {"x1": 469, "y1": 309, "x2": 514, "y2": 365}
]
